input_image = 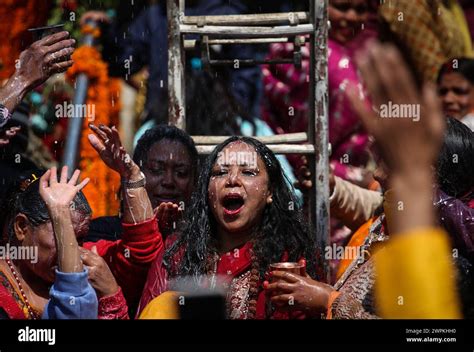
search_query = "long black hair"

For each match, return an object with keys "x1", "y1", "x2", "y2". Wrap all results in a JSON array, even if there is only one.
[
  {"x1": 0, "y1": 169, "x2": 91, "y2": 245},
  {"x1": 163, "y1": 136, "x2": 321, "y2": 280},
  {"x1": 436, "y1": 117, "x2": 474, "y2": 198}
]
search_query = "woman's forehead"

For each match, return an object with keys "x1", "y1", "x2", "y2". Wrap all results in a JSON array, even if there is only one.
[
  {"x1": 214, "y1": 141, "x2": 263, "y2": 168},
  {"x1": 148, "y1": 139, "x2": 191, "y2": 161}
]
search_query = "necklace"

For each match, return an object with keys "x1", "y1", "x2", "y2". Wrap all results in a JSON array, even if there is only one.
[
  {"x1": 5, "y1": 259, "x2": 40, "y2": 320},
  {"x1": 207, "y1": 247, "x2": 260, "y2": 319}
]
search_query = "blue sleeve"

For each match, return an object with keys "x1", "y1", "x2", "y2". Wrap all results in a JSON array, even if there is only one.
[{"x1": 42, "y1": 269, "x2": 98, "y2": 319}]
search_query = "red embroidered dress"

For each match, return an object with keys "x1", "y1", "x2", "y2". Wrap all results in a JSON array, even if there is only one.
[{"x1": 139, "y1": 234, "x2": 305, "y2": 319}]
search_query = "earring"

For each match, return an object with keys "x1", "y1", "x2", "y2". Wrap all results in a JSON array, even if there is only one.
[{"x1": 267, "y1": 196, "x2": 273, "y2": 204}]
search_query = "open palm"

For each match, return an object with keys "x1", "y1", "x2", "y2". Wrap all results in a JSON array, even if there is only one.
[
  {"x1": 88, "y1": 124, "x2": 136, "y2": 178},
  {"x1": 39, "y1": 166, "x2": 89, "y2": 210}
]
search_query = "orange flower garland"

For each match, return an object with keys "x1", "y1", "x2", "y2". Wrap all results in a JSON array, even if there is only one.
[
  {"x1": 81, "y1": 25, "x2": 101, "y2": 39},
  {"x1": 66, "y1": 45, "x2": 121, "y2": 218}
]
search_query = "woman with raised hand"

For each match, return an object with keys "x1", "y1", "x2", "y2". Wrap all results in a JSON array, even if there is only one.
[
  {"x1": 86, "y1": 123, "x2": 165, "y2": 314},
  {"x1": 39, "y1": 166, "x2": 96, "y2": 319},
  {"x1": 0, "y1": 166, "x2": 97, "y2": 319}
]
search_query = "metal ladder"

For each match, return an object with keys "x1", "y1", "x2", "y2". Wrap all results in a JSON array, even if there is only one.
[{"x1": 166, "y1": 0, "x2": 330, "y2": 279}]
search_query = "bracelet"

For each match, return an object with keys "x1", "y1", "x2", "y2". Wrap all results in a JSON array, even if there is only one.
[
  {"x1": 121, "y1": 172, "x2": 146, "y2": 189},
  {"x1": 0, "y1": 104, "x2": 12, "y2": 128}
]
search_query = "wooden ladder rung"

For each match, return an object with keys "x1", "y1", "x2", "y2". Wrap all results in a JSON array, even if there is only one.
[
  {"x1": 184, "y1": 37, "x2": 307, "y2": 49},
  {"x1": 182, "y1": 12, "x2": 309, "y2": 26},
  {"x1": 180, "y1": 24, "x2": 314, "y2": 38},
  {"x1": 192, "y1": 133, "x2": 308, "y2": 145},
  {"x1": 197, "y1": 144, "x2": 315, "y2": 155}
]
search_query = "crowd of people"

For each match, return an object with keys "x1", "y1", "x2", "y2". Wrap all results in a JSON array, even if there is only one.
[{"x1": 0, "y1": 0, "x2": 472, "y2": 320}]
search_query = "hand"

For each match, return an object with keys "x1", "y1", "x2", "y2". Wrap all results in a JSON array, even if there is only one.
[
  {"x1": 348, "y1": 42, "x2": 445, "y2": 175},
  {"x1": 80, "y1": 11, "x2": 111, "y2": 27},
  {"x1": 39, "y1": 166, "x2": 89, "y2": 211},
  {"x1": 0, "y1": 126, "x2": 20, "y2": 147},
  {"x1": 293, "y1": 156, "x2": 312, "y2": 193},
  {"x1": 154, "y1": 202, "x2": 182, "y2": 233},
  {"x1": 88, "y1": 124, "x2": 140, "y2": 180},
  {"x1": 80, "y1": 246, "x2": 119, "y2": 298},
  {"x1": 264, "y1": 271, "x2": 335, "y2": 316},
  {"x1": 15, "y1": 31, "x2": 75, "y2": 90}
]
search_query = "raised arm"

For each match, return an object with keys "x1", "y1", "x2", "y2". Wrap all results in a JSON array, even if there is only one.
[
  {"x1": 0, "y1": 31, "x2": 74, "y2": 113},
  {"x1": 348, "y1": 42, "x2": 461, "y2": 318},
  {"x1": 88, "y1": 124, "x2": 153, "y2": 223},
  {"x1": 87, "y1": 124, "x2": 162, "y2": 312},
  {"x1": 0, "y1": 31, "x2": 74, "y2": 146},
  {"x1": 39, "y1": 166, "x2": 89, "y2": 273},
  {"x1": 39, "y1": 166, "x2": 98, "y2": 319}
]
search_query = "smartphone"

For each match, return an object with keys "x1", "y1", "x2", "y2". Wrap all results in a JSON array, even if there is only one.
[
  {"x1": 178, "y1": 292, "x2": 226, "y2": 319},
  {"x1": 27, "y1": 23, "x2": 65, "y2": 41}
]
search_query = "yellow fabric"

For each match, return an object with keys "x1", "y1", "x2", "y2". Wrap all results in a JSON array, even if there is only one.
[
  {"x1": 375, "y1": 228, "x2": 461, "y2": 319},
  {"x1": 450, "y1": 0, "x2": 474, "y2": 57},
  {"x1": 138, "y1": 291, "x2": 180, "y2": 319}
]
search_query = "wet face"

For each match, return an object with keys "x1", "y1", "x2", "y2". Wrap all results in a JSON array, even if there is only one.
[
  {"x1": 16, "y1": 211, "x2": 90, "y2": 284},
  {"x1": 438, "y1": 72, "x2": 474, "y2": 120},
  {"x1": 329, "y1": 0, "x2": 368, "y2": 44},
  {"x1": 208, "y1": 141, "x2": 272, "y2": 238},
  {"x1": 142, "y1": 139, "x2": 194, "y2": 209}
]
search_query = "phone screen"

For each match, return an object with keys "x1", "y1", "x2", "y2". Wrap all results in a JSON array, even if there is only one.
[
  {"x1": 27, "y1": 23, "x2": 65, "y2": 41},
  {"x1": 178, "y1": 292, "x2": 226, "y2": 319}
]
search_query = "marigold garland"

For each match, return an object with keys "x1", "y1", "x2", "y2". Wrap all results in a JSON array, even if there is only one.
[
  {"x1": 81, "y1": 25, "x2": 101, "y2": 39},
  {"x1": 66, "y1": 45, "x2": 121, "y2": 218}
]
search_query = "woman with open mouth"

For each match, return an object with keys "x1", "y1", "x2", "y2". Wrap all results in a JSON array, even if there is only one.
[{"x1": 138, "y1": 136, "x2": 323, "y2": 319}]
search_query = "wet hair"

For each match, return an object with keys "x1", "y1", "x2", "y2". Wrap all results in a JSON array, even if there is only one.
[
  {"x1": 0, "y1": 169, "x2": 91, "y2": 244},
  {"x1": 437, "y1": 58, "x2": 474, "y2": 85},
  {"x1": 132, "y1": 124, "x2": 198, "y2": 173},
  {"x1": 436, "y1": 117, "x2": 474, "y2": 198},
  {"x1": 164, "y1": 136, "x2": 321, "y2": 280}
]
